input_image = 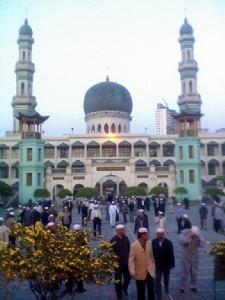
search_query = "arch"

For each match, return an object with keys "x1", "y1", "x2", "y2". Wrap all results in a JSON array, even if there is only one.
[
  {"x1": 104, "y1": 123, "x2": 109, "y2": 133},
  {"x1": 102, "y1": 140, "x2": 116, "y2": 147},
  {"x1": 57, "y1": 143, "x2": 69, "y2": 148},
  {"x1": 182, "y1": 82, "x2": 186, "y2": 94},
  {"x1": 97, "y1": 124, "x2": 101, "y2": 133},
  {"x1": 149, "y1": 159, "x2": 161, "y2": 166},
  {"x1": 119, "y1": 180, "x2": 127, "y2": 196},
  {"x1": 124, "y1": 125, "x2": 127, "y2": 132},
  {"x1": 111, "y1": 123, "x2": 116, "y2": 133},
  {"x1": 187, "y1": 50, "x2": 191, "y2": 60},
  {"x1": 135, "y1": 159, "x2": 147, "y2": 167},
  {"x1": 138, "y1": 182, "x2": 148, "y2": 193},
  {"x1": 102, "y1": 179, "x2": 117, "y2": 195},
  {"x1": 73, "y1": 184, "x2": 84, "y2": 195},
  {"x1": 22, "y1": 50, "x2": 26, "y2": 60},
  {"x1": 87, "y1": 141, "x2": 100, "y2": 147},
  {"x1": 53, "y1": 184, "x2": 64, "y2": 201},
  {"x1": 118, "y1": 124, "x2": 122, "y2": 133},
  {"x1": 72, "y1": 160, "x2": 85, "y2": 168},
  {"x1": 21, "y1": 82, "x2": 25, "y2": 95},
  {"x1": 208, "y1": 159, "x2": 219, "y2": 166},
  {"x1": 189, "y1": 80, "x2": 193, "y2": 93},
  {"x1": 163, "y1": 159, "x2": 175, "y2": 166},
  {"x1": 91, "y1": 125, "x2": 95, "y2": 133},
  {"x1": 134, "y1": 140, "x2": 146, "y2": 147},
  {"x1": 57, "y1": 160, "x2": 69, "y2": 168},
  {"x1": 44, "y1": 160, "x2": 55, "y2": 168},
  {"x1": 102, "y1": 140, "x2": 116, "y2": 157},
  {"x1": 72, "y1": 141, "x2": 84, "y2": 148},
  {"x1": 28, "y1": 83, "x2": 31, "y2": 94}
]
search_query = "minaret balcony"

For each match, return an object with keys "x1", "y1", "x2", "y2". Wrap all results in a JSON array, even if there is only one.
[
  {"x1": 22, "y1": 132, "x2": 41, "y2": 139},
  {"x1": 15, "y1": 62, "x2": 35, "y2": 73},
  {"x1": 178, "y1": 60, "x2": 198, "y2": 72},
  {"x1": 178, "y1": 94, "x2": 201, "y2": 104}
]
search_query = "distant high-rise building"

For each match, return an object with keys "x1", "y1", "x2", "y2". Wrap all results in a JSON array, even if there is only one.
[{"x1": 155, "y1": 103, "x2": 176, "y2": 135}]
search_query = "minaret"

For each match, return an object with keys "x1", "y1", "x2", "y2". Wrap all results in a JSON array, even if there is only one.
[
  {"x1": 174, "y1": 18, "x2": 202, "y2": 201},
  {"x1": 178, "y1": 18, "x2": 202, "y2": 121},
  {"x1": 12, "y1": 19, "x2": 37, "y2": 132}
]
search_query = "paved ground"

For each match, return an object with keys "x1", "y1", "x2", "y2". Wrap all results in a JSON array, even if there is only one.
[{"x1": 4, "y1": 202, "x2": 225, "y2": 300}]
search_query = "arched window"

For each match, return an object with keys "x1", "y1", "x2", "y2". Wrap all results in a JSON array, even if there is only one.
[
  {"x1": 21, "y1": 82, "x2": 25, "y2": 95},
  {"x1": 97, "y1": 124, "x2": 101, "y2": 133},
  {"x1": 182, "y1": 82, "x2": 185, "y2": 94},
  {"x1": 91, "y1": 125, "x2": 95, "y2": 133},
  {"x1": 118, "y1": 124, "x2": 121, "y2": 133},
  {"x1": 104, "y1": 123, "x2": 109, "y2": 133},
  {"x1": 187, "y1": 50, "x2": 191, "y2": 60},
  {"x1": 189, "y1": 80, "x2": 193, "y2": 93},
  {"x1": 182, "y1": 51, "x2": 185, "y2": 62},
  {"x1": 22, "y1": 51, "x2": 26, "y2": 61},
  {"x1": 111, "y1": 123, "x2": 116, "y2": 133},
  {"x1": 28, "y1": 83, "x2": 31, "y2": 95},
  {"x1": 124, "y1": 125, "x2": 127, "y2": 132}
]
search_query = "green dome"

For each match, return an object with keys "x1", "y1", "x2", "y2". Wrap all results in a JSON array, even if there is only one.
[
  {"x1": 180, "y1": 18, "x2": 193, "y2": 35},
  {"x1": 83, "y1": 80, "x2": 133, "y2": 115},
  {"x1": 19, "y1": 18, "x2": 33, "y2": 36}
]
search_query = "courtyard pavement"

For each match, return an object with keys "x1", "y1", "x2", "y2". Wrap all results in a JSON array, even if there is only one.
[{"x1": 8, "y1": 202, "x2": 225, "y2": 300}]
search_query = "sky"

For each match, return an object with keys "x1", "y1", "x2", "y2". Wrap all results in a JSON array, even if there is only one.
[{"x1": 0, "y1": 0, "x2": 225, "y2": 137}]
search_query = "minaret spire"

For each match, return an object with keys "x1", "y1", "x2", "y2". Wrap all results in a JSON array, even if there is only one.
[{"x1": 12, "y1": 19, "x2": 37, "y2": 132}]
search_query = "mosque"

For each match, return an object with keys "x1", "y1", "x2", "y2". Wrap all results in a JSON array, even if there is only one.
[{"x1": 0, "y1": 18, "x2": 225, "y2": 203}]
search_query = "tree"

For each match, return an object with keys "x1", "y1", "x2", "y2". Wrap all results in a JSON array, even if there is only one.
[
  {"x1": 149, "y1": 186, "x2": 167, "y2": 196},
  {"x1": 57, "y1": 188, "x2": 72, "y2": 199},
  {"x1": 0, "y1": 222, "x2": 118, "y2": 300},
  {"x1": 33, "y1": 188, "x2": 50, "y2": 199},
  {"x1": 125, "y1": 186, "x2": 147, "y2": 197},
  {"x1": 205, "y1": 187, "x2": 225, "y2": 199},
  {"x1": 76, "y1": 187, "x2": 97, "y2": 198},
  {"x1": 0, "y1": 181, "x2": 13, "y2": 198},
  {"x1": 173, "y1": 186, "x2": 188, "y2": 201}
]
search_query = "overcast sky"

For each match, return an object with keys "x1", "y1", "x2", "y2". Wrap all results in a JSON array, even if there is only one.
[{"x1": 1, "y1": 0, "x2": 225, "y2": 137}]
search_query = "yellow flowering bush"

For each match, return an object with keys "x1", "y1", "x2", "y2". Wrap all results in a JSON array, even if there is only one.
[
  {"x1": 0, "y1": 222, "x2": 118, "y2": 299},
  {"x1": 208, "y1": 240, "x2": 225, "y2": 280}
]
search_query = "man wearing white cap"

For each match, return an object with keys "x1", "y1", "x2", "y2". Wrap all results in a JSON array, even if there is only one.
[
  {"x1": 154, "y1": 211, "x2": 168, "y2": 234},
  {"x1": 90, "y1": 204, "x2": 102, "y2": 237},
  {"x1": 110, "y1": 224, "x2": 131, "y2": 299},
  {"x1": 152, "y1": 228, "x2": 175, "y2": 300},
  {"x1": 129, "y1": 227, "x2": 155, "y2": 300},
  {"x1": 134, "y1": 209, "x2": 149, "y2": 235},
  {"x1": 175, "y1": 203, "x2": 184, "y2": 234},
  {"x1": 179, "y1": 226, "x2": 204, "y2": 293},
  {"x1": 0, "y1": 217, "x2": 9, "y2": 249},
  {"x1": 109, "y1": 201, "x2": 119, "y2": 228}
]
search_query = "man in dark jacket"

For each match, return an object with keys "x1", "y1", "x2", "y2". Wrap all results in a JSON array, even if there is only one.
[
  {"x1": 152, "y1": 228, "x2": 175, "y2": 300},
  {"x1": 110, "y1": 224, "x2": 131, "y2": 299},
  {"x1": 134, "y1": 209, "x2": 149, "y2": 235}
]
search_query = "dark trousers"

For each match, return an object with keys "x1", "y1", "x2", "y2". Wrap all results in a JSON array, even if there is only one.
[
  {"x1": 93, "y1": 217, "x2": 101, "y2": 236},
  {"x1": 115, "y1": 265, "x2": 131, "y2": 297},
  {"x1": 176, "y1": 218, "x2": 183, "y2": 233},
  {"x1": 123, "y1": 213, "x2": 127, "y2": 223},
  {"x1": 155, "y1": 269, "x2": 170, "y2": 299},
  {"x1": 136, "y1": 273, "x2": 155, "y2": 300}
]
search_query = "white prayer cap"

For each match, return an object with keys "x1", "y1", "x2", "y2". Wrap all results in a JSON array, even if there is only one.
[
  {"x1": 138, "y1": 209, "x2": 144, "y2": 212},
  {"x1": 6, "y1": 208, "x2": 10, "y2": 211},
  {"x1": 94, "y1": 204, "x2": 98, "y2": 208},
  {"x1": 183, "y1": 214, "x2": 188, "y2": 218},
  {"x1": 18, "y1": 205, "x2": 22, "y2": 208},
  {"x1": 156, "y1": 228, "x2": 165, "y2": 233},
  {"x1": 116, "y1": 224, "x2": 125, "y2": 230},
  {"x1": 112, "y1": 201, "x2": 115, "y2": 204},
  {"x1": 201, "y1": 202, "x2": 206, "y2": 205},
  {"x1": 49, "y1": 214, "x2": 54, "y2": 217},
  {"x1": 51, "y1": 204, "x2": 54, "y2": 207},
  {"x1": 73, "y1": 224, "x2": 81, "y2": 230},
  {"x1": 9, "y1": 212, "x2": 15, "y2": 216},
  {"x1": 191, "y1": 226, "x2": 200, "y2": 235},
  {"x1": 47, "y1": 222, "x2": 55, "y2": 227},
  {"x1": 44, "y1": 207, "x2": 48, "y2": 210},
  {"x1": 0, "y1": 217, "x2": 4, "y2": 221},
  {"x1": 9, "y1": 207, "x2": 13, "y2": 210},
  {"x1": 158, "y1": 211, "x2": 163, "y2": 215},
  {"x1": 138, "y1": 227, "x2": 148, "y2": 233},
  {"x1": 177, "y1": 202, "x2": 181, "y2": 206}
]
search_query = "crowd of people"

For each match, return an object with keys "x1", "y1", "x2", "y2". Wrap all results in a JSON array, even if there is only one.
[{"x1": 0, "y1": 194, "x2": 225, "y2": 300}]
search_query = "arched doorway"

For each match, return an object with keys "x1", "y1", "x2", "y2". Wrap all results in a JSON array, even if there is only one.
[
  {"x1": 102, "y1": 180, "x2": 117, "y2": 195},
  {"x1": 73, "y1": 184, "x2": 84, "y2": 198},
  {"x1": 138, "y1": 182, "x2": 149, "y2": 193},
  {"x1": 53, "y1": 184, "x2": 64, "y2": 201}
]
